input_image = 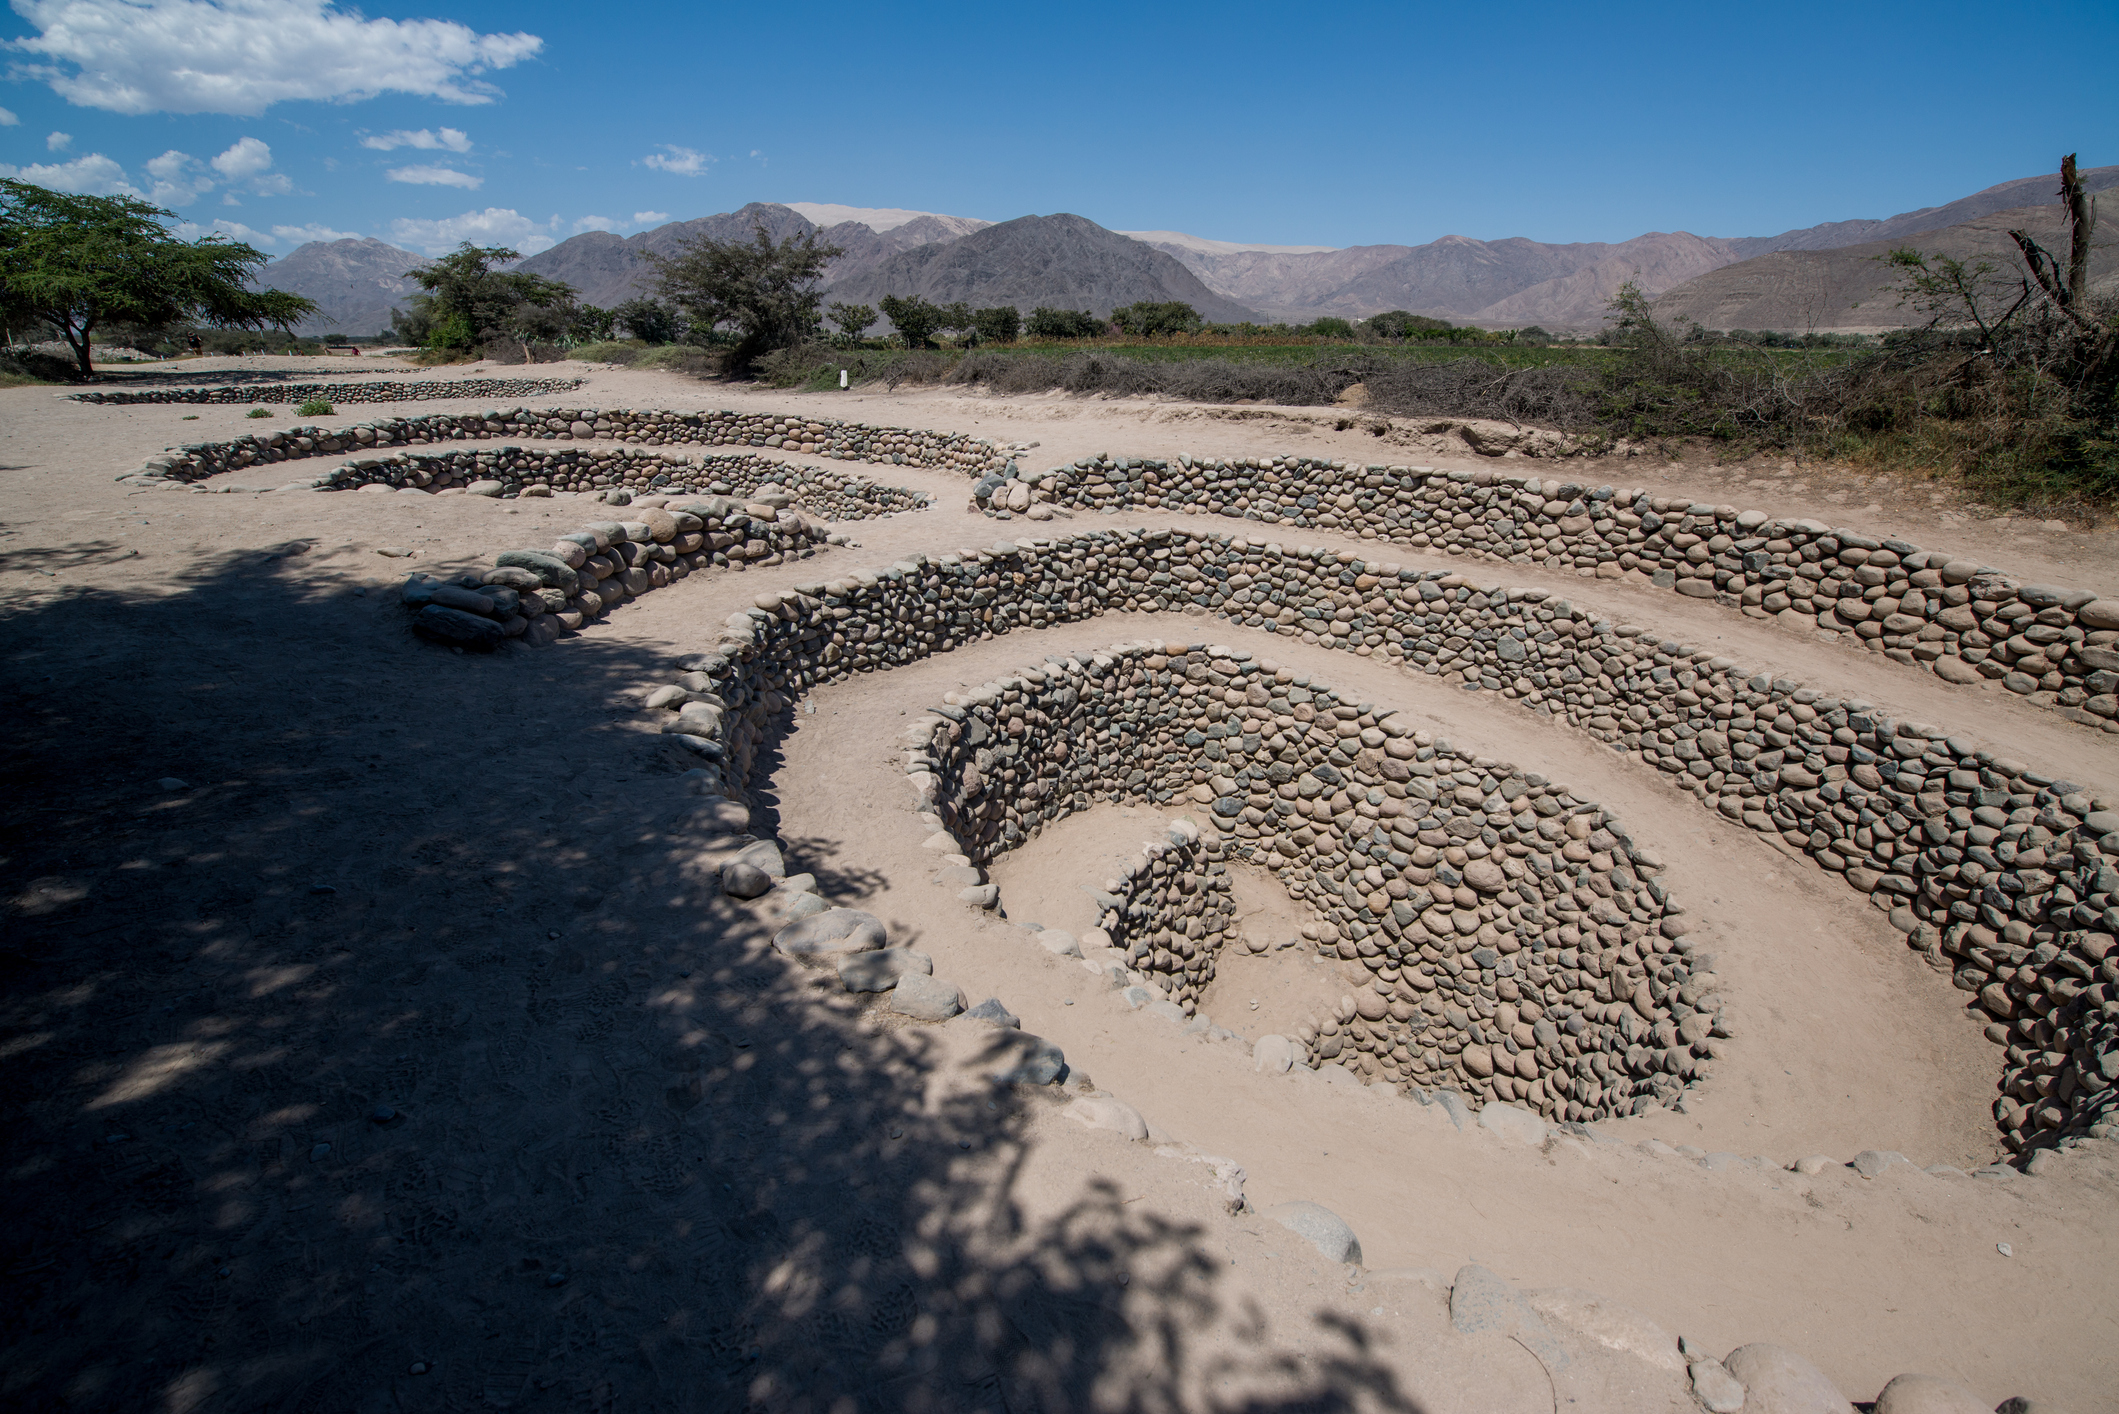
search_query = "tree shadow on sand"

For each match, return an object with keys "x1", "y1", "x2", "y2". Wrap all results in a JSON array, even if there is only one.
[{"x1": 0, "y1": 551, "x2": 1425, "y2": 1413}]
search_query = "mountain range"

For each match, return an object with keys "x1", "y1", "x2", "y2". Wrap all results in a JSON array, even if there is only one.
[{"x1": 258, "y1": 165, "x2": 2118, "y2": 337}]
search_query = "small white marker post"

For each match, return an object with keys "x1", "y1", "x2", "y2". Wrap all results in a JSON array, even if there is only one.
[{"x1": 839, "y1": 368, "x2": 848, "y2": 389}]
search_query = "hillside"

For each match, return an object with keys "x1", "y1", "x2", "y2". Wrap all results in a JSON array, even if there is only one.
[
  {"x1": 509, "y1": 203, "x2": 983, "y2": 308},
  {"x1": 256, "y1": 237, "x2": 429, "y2": 337},
  {"x1": 251, "y1": 162, "x2": 2119, "y2": 341},
  {"x1": 1651, "y1": 203, "x2": 2119, "y2": 331},
  {"x1": 1139, "y1": 163, "x2": 2119, "y2": 328},
  {"x1": 1725, "y1": 163, "x2": 2119, "y2": 257},
  {"x1": 822, "y1": 213, "x2": 1259, "y2": 324}
]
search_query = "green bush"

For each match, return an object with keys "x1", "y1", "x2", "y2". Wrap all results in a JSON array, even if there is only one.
[
  {"x1": 1110, "y1": 302, "x2": 1202, "y2": 338},
  {"x1": 1026, "y1": 307, "x2": 1107, "y2": 339},
  {"x1": 245, "y1": 406, "x2": 274, "y2": 418},
  {"x1": 295, "y1": 398, "x2": 333, "y2": 416},
  {"x1": 972, "y1": 306, "x2": 1021, "y2": 345},
  {"x1": 0, "y1": 348, "x2": 78, "y2": 385}
]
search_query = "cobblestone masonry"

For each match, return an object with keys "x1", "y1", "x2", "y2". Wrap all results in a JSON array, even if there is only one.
[
  {"x1": 70, "y1": 377, "x2": 586, "y2": 405},
  {"x1": 614, "y1": 526, "x2": 2118, "y2": 1152},
  {"x1": 120, "y1": 407, "x2": 1008, "y2": 483},
  {"x1": 326, "y1": 446, "x2": 926, "y2": 519},
  {"x1": 972, "y1": 455, "x2": 2119, "y2": 733},
  {"x1": 911, "y1": 643, "x2": 1711, "y2": 1122}
]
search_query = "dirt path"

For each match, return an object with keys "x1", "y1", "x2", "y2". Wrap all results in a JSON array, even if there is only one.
[{"x1": 3, "y1": 356, "x2": 2116, "y2": 1413}]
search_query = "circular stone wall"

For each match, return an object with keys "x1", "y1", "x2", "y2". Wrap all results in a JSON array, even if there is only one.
[{"x1": 907, "y1": 642, "x2": 1718, "y2": 1122}]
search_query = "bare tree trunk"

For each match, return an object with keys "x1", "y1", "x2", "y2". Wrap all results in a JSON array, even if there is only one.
[
  {"x1": 63, "y1": 316, "x2": 95, "y2": 380},
  {"x1": 2009, "y1": 153, "x2": 2102, "y2": 335},
  {"x1": 2060, "y1": 152, "x2": 2095, "y2": 306}
]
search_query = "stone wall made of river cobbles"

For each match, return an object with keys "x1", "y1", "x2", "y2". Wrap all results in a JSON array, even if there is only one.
[
  {"x1": 908, "y1": 642, "x2": 1712, "y2": 1123},
  {"x1": 972, "y1": 455, "x2": 2119, "y2": 733},
  {"x1": 122, "y1": 406, "x2": 1006, "y2": 484},
  {"x1": 400, "y1": 493, "x2": 836, "y2": 649},
  {"x1": 70, "y1": 377, "x2": 586, "y2": 406},
  {"x1": 326, "y1": 445, "x2": 927, "y2": 520},
  {"x1": 615, "y1": 525, "x2": 2119, "y2": 1151}
]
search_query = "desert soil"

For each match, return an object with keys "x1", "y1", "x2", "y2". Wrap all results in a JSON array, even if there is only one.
[{"x1": 2, "y1": 354, "x2": 2116, "y2": 1414}]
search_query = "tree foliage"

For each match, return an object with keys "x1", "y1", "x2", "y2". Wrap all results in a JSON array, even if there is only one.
[
  {"x1": 649, "y1": 224, "x2": 843, "y2": 370},
  {"x1": 1365, "y1": 310, "x2": 1454, "y2": 339},
  {"x1": 1025, "y1": 306, "x2": 1108, "y2": 339},
  {"x1": 0, "y1": 177, "x2": 317, "y2": 378},
  {"x1": 879, "y1": 294, "x2": 945, "y2": 349},
  {"x1": 826, "y1": 301, "x2": 878, "y2": 341},
  {"x1": 1109, "y1": 301, "x2": 1201, "y2": 338},
  {"x1": 611, "y1": 297, "x2": 681, "y2": 344},
  {"x1": 396, "y1": 243, "x2": 577, "y2": 360},
  {"x1": 972, "y1": 305, "x2": 1021, "y2": 345}
]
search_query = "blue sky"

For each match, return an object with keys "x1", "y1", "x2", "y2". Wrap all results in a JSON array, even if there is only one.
[{"x1": 2, "y1": 0, "x2": 2114, "y2": 257}]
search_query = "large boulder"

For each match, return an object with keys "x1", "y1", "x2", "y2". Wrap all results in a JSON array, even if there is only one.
[
  {"x1": 837, "y1": 947, "x2": 931, "y2": 993},
  {"x1": 412, "y1": 605, "x2": 503, "y2": 648},
  {"x1": 1062, "y1": 1096, "x2": 1147, "y2": 1141},
  {"x1": 1253, "y1": 1034, "x2": 1295, "y2": 1074},
  {"x1": 721, "y1": 862, "x2": 773, "y2": 898},
  {"x1": 1724, "y1": 1343, "x2": 1855, "y2": 1414},
  {"x1": 1872, "y1": 1374, "x2": 1991, "y2": 1414},
  {"x1": 772, "y1": 909, "x2": 887, "y2": 965},
  {"x1": 889, "y1": 972, "x2": 963, "y2": 1021},
  {"x1": 1267, "y1": 1201, "x2": 1361, "y2": 1265}
]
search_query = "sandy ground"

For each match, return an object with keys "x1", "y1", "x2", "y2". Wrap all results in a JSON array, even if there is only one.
[{"x1": 3, "y1": 354, "x2": 2118, "y2": 1413}]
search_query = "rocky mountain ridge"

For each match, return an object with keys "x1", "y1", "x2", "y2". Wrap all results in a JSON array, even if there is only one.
[{"x1": 254, "y1": 163, "x2": 2119, "y2": 336}]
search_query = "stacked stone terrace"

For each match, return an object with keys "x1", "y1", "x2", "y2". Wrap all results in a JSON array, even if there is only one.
[
  {"x1": 125, "y1": 406, "x2": 1007, "y2": 483},
  {"x1": 70, "y1": 377, "x2": 586, "y2": 405},
  {"x1": 913, "y1": 643, "x2": 1717, "y2": 1122},
  {"x1": 973, "y1": 455, "x2": 2119, "y2": 731},
  {"x1": 592, "y1": 522, "x2": 2118, "y2": 1154}
]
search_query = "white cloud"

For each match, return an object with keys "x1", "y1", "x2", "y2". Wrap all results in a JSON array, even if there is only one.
[
  {"x1": 0, "y1": 151, "x2": 140, "y2": 195},
  {"x1": 144, "y1": 148, "x2": 212, "y2": 203},
  {"x1": 386, "y1": 163, "x2": 480, "y2": 189},
  {"x1": 642, "y1": 144, "x2": 710, "y2": 176},
  {"x1": 171, "y1": 216, "x2": 271, "y2": 244},
  {"x1": 210, "y1": 135, "x2": 272, "y2": 178},
  {"x1": 0, "y1": 106, "x2": 19, "y2": 125},
  {"x1": 633, "y1": 210, "x2": 669, "y2": 225},
  {"x1": 573, "y1": 214, "x2": 619, "y2": 233},
  {"x1": 386, "y1": 206, "x2": 552, "y2": 256},
  {"x1": 360, "y1": 127, "x2": 469, "y2": 153},
  {"x1": 9, "y1": 0, "x2": 543, "y2": 117},
  {"x1": 271, "y1": 221, "x2": 360, "y2": 242},
  {"x1": 46, "y1": 130, "x2": 70, "y2": 149}
]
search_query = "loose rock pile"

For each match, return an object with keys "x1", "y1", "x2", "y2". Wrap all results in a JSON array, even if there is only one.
[
  {"x1": 903, "y1": 642, "x2": 1713, "y2": 1121},
  {"x1": 123, "y1": 406, "x2": 1006, "y2": 484},
  {"x1": 975, "y1": 456, "x2": 2119, "y2": 731},
  {"x1": 602, "y1": 523, "x2": 2118, "y2": 1149},
  {"x1": 70, "y1": 377, "x2": 585, "y2": 406},
  {"x1": 401, "y1": 495, "x2": 836, "y2": 648}
]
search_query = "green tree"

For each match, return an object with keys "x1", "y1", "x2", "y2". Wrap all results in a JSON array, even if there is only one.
[
  {"x1": 1110, "y1": 301, "x2": 1201, "y2": 338},
  {"x1": 0, "y1": 178, "x2": 317, "y2": 379},
  {"x1": 972, "y1": 305, "x2": 1020, "y2": 344},
  {"x1": 826, "y1": 301, "x2": 877, "y2": 341},
  {"x1": 1303, "y1": 315, "x2": 1356, "y2": 340},
  {"x1": 1365, "y1": 310, "x2": 1454, "y2": 339},
  {"x1": 571, "y1": 304, "x2": 617, "y2": 342},
  {"x1": 611, "y1": 297, "x2": 680, "y2": 343},
  {"x1": 648, "y1": 224, "x2": 843, "y2": 370},
  {"x1": 939, "y1": 301, "x2": 974, "y2": 342},
  {"x1": 1026, "y1": 306, "x2": 1107, "y2": 339},
  {"x1": 879, "y1": 294, "x2": 945, "y2": 349},
  {"x1": 400, "y1": 243, "x2": 577, "y2": 360},
  {"x1": 1883, "y1": 247, "x2": 2026, "y2": 347}
]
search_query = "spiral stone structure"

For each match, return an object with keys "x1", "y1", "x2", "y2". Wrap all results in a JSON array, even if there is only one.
[{"x1": 18, "y1": 367, "x2": 2117, "y2": 1412}]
